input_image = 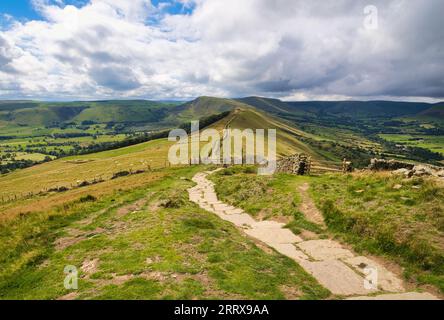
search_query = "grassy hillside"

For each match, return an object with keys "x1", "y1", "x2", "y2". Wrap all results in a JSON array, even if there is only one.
[
  {"x1": 0, "y1": 165, "x2": 329, "y2": 300},
  {"x1": 0, "y1": 101, "x2": 39, "y2": 111},
  {"x1": 0, "y1": 138, "x2": 173, "y2": 210},
  {"x1": 225, "y1": 108, "x2": 325, "y2": 160},
  {"x1": 168, "y1": 97, "x2": 241, "y2": 123},
  {"x1": 419, "y1": 103, "x2": 444, "y2": 119},
  {"x1": 209, "y1": 167, "x2": 444, "y2": 294},
  {"x1": 237, "y1": 97, "x2": 309, "y2": 116},
  {"x1": 311, "y1": 173, "x2": 444, "y2": 292},
  {"x1": 237, "y1": 97, "x2": 441, "y2": 119},
  {"x1": 0, "y1": 100, "x2": 179, "y2": 127}
]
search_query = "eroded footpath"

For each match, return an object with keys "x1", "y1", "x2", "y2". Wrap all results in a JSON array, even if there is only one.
[{"x1": 188, "y1": 170, "x2": 439, "y2": 300}]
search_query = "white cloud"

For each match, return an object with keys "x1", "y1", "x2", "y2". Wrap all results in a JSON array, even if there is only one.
[{"x1": 0, "y1": 0, "x2": 443, "y2": 101}]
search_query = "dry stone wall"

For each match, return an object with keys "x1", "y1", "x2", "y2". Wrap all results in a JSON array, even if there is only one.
[
  {"x1": 276, "y1": 154, "x2": 311, "y2": 175},
  {"x1": 368, "y1": 159, "x2": 415, "y2": 171}
]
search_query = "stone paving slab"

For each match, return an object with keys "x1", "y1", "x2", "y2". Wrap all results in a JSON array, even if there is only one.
[
  {"x1": 245, "y1": 226, "x2": 303, "y2": 244},
  {"x1": 204, "y1": 195, "x2": 219, "y2": 202},
  {"x1": 297, "y1": 240, "x2": 354, "y2": 261},
  {"x1": 213, "y1": 203, "x2": 233, "y2": 212},
  {"x1": 269, "y1": 243, "x2": 309, "y2": 262},
  {"x1": 250, "y1": 221, "x2": 286, "y2": 229},
  {"x1": 347, "y1": 292, "x2": 439, "y2": 300},
  {"x1": 344, "y1": 256, "x2": 404, "y2": 293},
  {"x1": 299, "y1": 259, "x2": 375, "y2": 296},
  {"x1": 223, "y1": 213, "x2": 256, "y2": 227},
  {"x1": 206, "y1": 200, "x2": 222, "y2": 205},
  {"x1": 200, "y1": 204, "x2": 215, "y2": 212},
  {"x1": 225, "y1": 208, "x2": 245, "y2": 215},
  {"x1": 187, "y1": 170, "x2": 439, "y2": 300}
]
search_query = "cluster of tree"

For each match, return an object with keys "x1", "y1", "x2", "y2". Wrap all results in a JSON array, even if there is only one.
[
  {"x1": 300, "y1": 137, "x2": 376, "y2": 168},
  {"x1": 81, "y1": 120, "x2": 97, "y2": 125},
  {"x1": 52, "y1": 132, "x2": 91, "y2": 139},
  {"x1": 1, "y1": 152, "x2": 16, "y2": 160},
  {"x1": 179, "y1": 111, "x2": 230, "y2": 133},
  {"x1": 71, "y1": 111, "x2": 231, "y2": 157},
  {"x1": 1, "y1": 111, "x2": 233, "y2": 174},
  {"x1": 372, "y1": 136, "x2": 443, "y2": 164},
  {"x1": 421, "y1": 128, "x2": 444, "y2": 136},
  {"x1": 0, "y1": 156, "x2": 52, "y2": 174},
  {"x1": 0, "y1": 136, "x2": 15, "y2": 140}
]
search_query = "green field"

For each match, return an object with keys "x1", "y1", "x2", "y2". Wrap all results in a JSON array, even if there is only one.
[{"x1": 379, "y1": 134, "x2": 444, "y2": 155}]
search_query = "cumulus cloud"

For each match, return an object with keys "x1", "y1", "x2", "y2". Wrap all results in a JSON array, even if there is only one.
[{"x1": 0, "y1": 0, "x2": 443, "y2": 101}]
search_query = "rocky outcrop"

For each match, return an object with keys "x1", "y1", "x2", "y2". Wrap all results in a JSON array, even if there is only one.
[
  {"x1": 392, "y1": 164, "x2": 444, "y2": 178},
  {"x1": 369, "y1": 158, "x2": 444, "y2": 178}
]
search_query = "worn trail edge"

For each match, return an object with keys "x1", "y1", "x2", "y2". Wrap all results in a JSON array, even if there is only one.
[{"x1": 188, "y1": 170, "x2": 439, "y2": 300}]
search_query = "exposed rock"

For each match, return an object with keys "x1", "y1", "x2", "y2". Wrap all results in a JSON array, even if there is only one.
[
  {"x1": 392, "y1": 168, "x2": 413, "y2": 178},
  {"x1": 370, "y1": 158, "x2": 444, "y2": 179},
  {"x1": 412, "y1": 164, "x2": 433, "y2": 176},
  {"x1": 393, "y1": 184, "x2": 402, "y2": 190},
  {"x1": 342, "y1": 158, "x2": 353, "y2": 173}
]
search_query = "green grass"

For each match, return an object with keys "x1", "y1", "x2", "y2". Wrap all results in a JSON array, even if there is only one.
[
  {"x1": 379, "y1": 134, "x2": 444, "y2": 155},
  {"x1": 209, "y1": 167, "x2": 443, "y2": 293},
  {"x1": 285, "y1": 211, "x2": 324, "y2": 235},
  {"x1": 210, "y1": 166, "x2": 302, "y2": 219},
  {"x1": 209, "y1": 167, "x2": 325, "y2": 235},
  {"x1": 13, "y1": 152, "x2": 53, "y2": 161},
  {"x1": 310, "y1": 172, "x2": 444, "y2": 292},
  {"x1": 0, "y1": 166, "x2": 329, "y2": 300}
]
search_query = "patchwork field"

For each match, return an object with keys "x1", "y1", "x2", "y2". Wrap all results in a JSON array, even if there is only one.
[
  {"x1": 379, "y1": 134, "x2": 444, "y2": 155},
  {"x1": 0, "y1": 138, "x2": 173, "y2": 205}
]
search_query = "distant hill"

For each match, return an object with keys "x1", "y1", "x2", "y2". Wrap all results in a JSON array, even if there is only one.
[
  {"x1": 1, "y1": 97, "x2": 442, "y2": 128},
  {"x1": 236, "y1": 97, "x2": 436, "y2": 119},
  {"x1": 293, "y1": 100, "x2": 432, "y2": 118},
  {"x1": 418, "y1": 103, "x2": 444, "y2": 118},
  {"x1": 169, "y1": 96, "x2": 244, "y2": 123},
  {"x1": 0, "y1": 100, "x2": 179, "y2": 126},
  {"x1": 236, "y1": 97, "x2": 308, "y2": 115}
]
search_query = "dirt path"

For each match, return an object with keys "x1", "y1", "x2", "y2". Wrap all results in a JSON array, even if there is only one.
[
  {"x1": 298, "y1": 182, "x2": 326, "y2": 226},
  {"x1": 188, "y1": 170, "x2": 439, "y2": 300}
]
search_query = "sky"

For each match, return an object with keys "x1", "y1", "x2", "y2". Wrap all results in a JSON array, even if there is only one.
[{"x1": 0, "y1": 0, "x2": 443, "y2": 102}]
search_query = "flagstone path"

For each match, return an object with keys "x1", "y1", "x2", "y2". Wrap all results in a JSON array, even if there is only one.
[{"x1": 188, "y1": 170, "x2": 439, "y2": 299}]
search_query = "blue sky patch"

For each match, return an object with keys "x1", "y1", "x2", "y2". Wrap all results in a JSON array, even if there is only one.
[
  {"x1": 0, "y1": 0, "x2": 195, "y2": 23},
  {"x1": 0, "y1": 0, "x2": 41, "y2": 21}
]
